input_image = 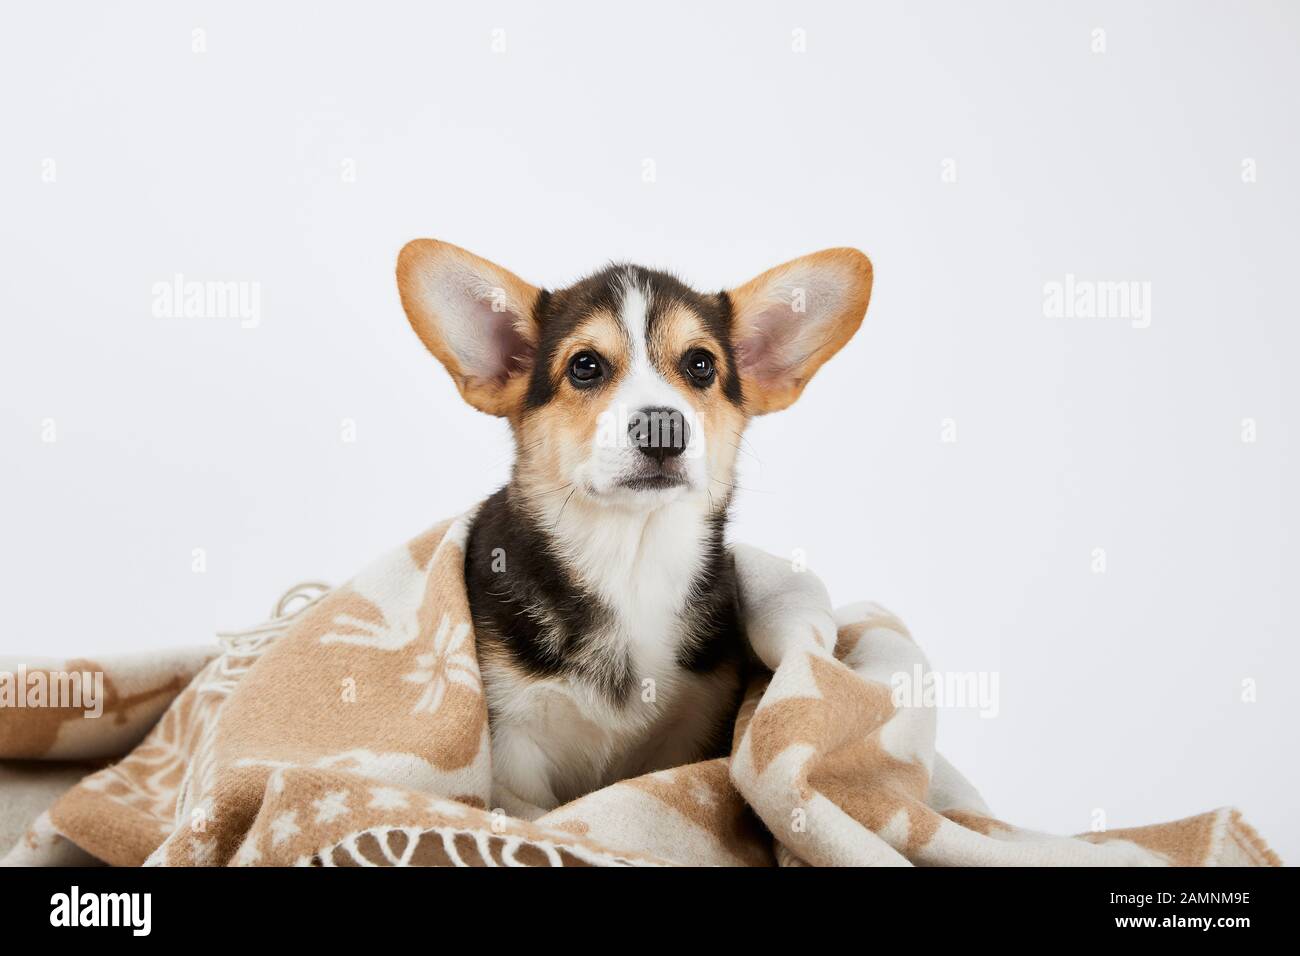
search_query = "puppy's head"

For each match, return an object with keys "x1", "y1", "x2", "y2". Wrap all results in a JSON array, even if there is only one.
[{"x1": 397, "y1": 240, "x2": 872, "y2": 516}]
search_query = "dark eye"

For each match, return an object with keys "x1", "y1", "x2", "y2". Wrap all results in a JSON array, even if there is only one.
[
  {"x1": 568, "y1": 351, "x2": 604, "y2": 387},
  {"x1": 682, "y1": 349, "x2": 716, "y2": 387}
]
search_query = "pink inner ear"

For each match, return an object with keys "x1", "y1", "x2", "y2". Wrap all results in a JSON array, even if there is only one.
[
  {"x1": 490, "y1": 314, "x2": 533, "y2": 381},
  {"x1": 735, "y1": 305, "x2": 799, "y2": 382},
  {"x1": 471, "y1": 297, "x2": 533, "y2": 384}
]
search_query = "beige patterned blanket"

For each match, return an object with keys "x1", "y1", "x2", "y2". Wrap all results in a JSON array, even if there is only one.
[{"x1": 0, "y1": 512, "x2": 1279, "y2": 867}]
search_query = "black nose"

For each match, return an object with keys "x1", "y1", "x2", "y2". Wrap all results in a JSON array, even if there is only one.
[{"x1": 628, "y1": 407, "x2": 690, "y2": 463}]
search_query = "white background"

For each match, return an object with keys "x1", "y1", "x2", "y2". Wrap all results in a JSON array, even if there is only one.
[{"x1": 2, "y1": 1, "x2": 1295, "y2": 862}]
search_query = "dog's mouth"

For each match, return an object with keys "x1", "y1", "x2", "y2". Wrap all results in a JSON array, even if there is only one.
[{"x1": 616, "y1": 473, "x2": 687, "y2": 492}]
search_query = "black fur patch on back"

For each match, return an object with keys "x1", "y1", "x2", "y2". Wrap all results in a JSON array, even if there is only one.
[{"x1": 524, "y1": 265, "x2": 743, "y2": 409}]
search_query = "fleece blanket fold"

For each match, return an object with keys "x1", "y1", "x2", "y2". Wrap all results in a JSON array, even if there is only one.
[{"x1": 0, "y1": 512, "x2": 1279, "y2": 867}]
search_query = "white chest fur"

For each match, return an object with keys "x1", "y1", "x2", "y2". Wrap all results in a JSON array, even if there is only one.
[{"x1": 485, "y1": 495, "x2": 733, "y2": 816}]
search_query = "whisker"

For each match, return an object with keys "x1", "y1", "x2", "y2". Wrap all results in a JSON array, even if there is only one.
[
  {"x1": 512, "y1": 481, "x2": 576, "y2": 502},
  {"x1": 730, "y1": 429, "x2": 761, "y2": 462},
  {"x1": 729, "y1": 440, "x2": 760, "y2": 463},
  {"x1": 552, "y1": 487, "x2": 578, "y2": 530},
  {"x1": 710, "y1": 476, "x2": 771, "y2": 495}
]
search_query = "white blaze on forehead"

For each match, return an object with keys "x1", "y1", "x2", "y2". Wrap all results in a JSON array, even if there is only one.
[
  {"x1": 612, "y1": 271, "x2": 681, "y2": 410},
  {"x1": 617, "y1": 270, "x2": 652, "y2": 368}
]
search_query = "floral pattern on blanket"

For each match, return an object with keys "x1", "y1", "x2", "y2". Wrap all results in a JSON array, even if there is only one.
[{"x1": 0, "y1": 513, "x2": 1281, "y2": 867}]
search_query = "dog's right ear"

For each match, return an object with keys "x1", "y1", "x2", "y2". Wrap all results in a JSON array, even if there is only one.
[{"x1": 396, "y1": 239, "x2": 542, "y2": 417}]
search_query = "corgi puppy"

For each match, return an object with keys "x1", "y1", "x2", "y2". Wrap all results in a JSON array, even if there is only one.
[{"x1": 396, "y1": 240, "x2": 872, "y2": 817}]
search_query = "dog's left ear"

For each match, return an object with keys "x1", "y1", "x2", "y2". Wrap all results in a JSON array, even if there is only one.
[
  {"x1": 727, "y1": 248, "x2": 872, "y2": 414},
  {"x1": 397, "y1": 239, "x2": 542, "y2": 417}
]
